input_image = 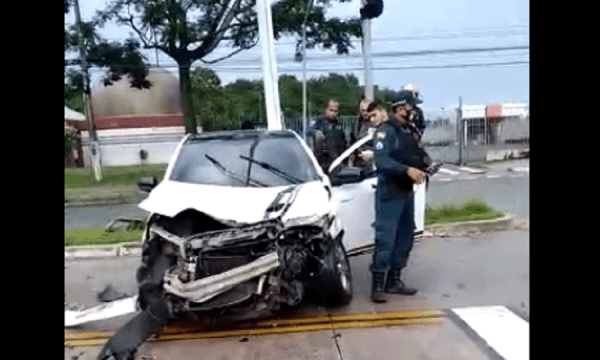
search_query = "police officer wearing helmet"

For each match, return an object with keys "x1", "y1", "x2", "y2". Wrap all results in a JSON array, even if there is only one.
[
  {"x1": 401, "y1": 83, "x2": 426, "y2": 137},
  {"x1": 370, "y1": 90, "x2": 432, "y2": 303}
]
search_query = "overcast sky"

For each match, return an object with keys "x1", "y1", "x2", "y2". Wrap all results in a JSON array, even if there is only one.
[{"x1": 66, "y1": 0, "x2": 529, "y2": 111}]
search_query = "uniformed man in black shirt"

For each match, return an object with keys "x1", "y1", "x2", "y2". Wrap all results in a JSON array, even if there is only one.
[
  {"x1": 308, "y1": 100, "x2": 347, "y2": 174},
  {"x1": 401, "y1": 83, "x2": 426, "y2": 137},
  {"x1": 370, "y1": 91, "x2": 432, "y2": 303}
]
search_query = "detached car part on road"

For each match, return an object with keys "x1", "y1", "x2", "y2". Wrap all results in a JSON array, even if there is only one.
[{"x1": 97, "y1": 130, "x2": 359, "y2": 360}]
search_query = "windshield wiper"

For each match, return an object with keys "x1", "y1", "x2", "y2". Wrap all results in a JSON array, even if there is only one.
[
  {"x1": 239, "y1": 155, "x2": 303, "y2": 184},
  {"x1": 205, "y1": 154, "x2": 267, "y2": 187}
]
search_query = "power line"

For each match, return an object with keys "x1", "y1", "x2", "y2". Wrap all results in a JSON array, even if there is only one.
[
  {"x1": 66, "y1": 44, "x2": 528, "y2": 70},
  {"x1": 205, "y1": 45, "x2": 530, "y2": 64},
  {"x1": 77, "y1": 59, "x2": 528, "y2": 75}
]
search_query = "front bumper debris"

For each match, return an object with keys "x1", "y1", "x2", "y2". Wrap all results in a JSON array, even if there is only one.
[{"x1": 163, "y1": 252, "x2": 280, "y2": 304}]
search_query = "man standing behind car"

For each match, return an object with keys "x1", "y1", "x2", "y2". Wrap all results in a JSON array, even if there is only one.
[
  {"x1": 309, "y1": 100, "x2": 347, "y2": 174},
  {"x1": 369, "y1": 91, "x2": 432, "y2": 303},
  {"x1": 354, "y1": 101, "x2": 388, "y2": 173}
]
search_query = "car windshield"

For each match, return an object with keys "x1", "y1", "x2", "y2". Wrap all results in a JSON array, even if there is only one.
[{"x1": 169, "y1": 132, "x2": 321, "y2": 187}]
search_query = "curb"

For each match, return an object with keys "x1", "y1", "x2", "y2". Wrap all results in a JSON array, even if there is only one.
[
  {"x1": 65, "y1": 198, "x2": 146, "y2": 208},
  {"x1": 65, "y1": 242, "x2": 143, "y2": 259},
  {"x1": 422, "y1": 213, "x2": 525, "y2": 238},
  {"x1": 64, "y1": 213, "x2": 528, "y2": 260}
]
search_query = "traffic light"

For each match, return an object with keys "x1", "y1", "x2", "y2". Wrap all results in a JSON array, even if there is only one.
[{"x1": 360, "y1": 0, "x2": 383, "y2": 20}]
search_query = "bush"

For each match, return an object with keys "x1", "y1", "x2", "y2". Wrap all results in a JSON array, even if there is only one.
[
  {"x1": 425, "y1": 199, "x2": 503, "y2": 225},
  {"x1": 65, "y1": 127, "x2": 76, "y2": 149}
]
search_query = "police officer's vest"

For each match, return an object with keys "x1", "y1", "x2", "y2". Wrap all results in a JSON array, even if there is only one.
[
  {"x1": 311, "y1": 119, "x2": 346, "y2": 169},
  {"x1": 377, "y1": 120, "x2": 431, "y2": 196}
]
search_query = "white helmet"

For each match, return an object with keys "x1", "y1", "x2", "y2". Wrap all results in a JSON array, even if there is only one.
[{"x1": 401, "y1": 83, "x2": 421, "y2": 102}]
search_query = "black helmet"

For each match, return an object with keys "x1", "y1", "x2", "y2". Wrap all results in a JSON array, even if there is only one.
[{"x1": 392, "y1": 90, "x2": 422, "y2": 109}]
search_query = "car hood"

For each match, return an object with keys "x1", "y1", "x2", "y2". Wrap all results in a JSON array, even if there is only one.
[{"x1": 139, "y1": 180, "x2": 332, "y2": 225}]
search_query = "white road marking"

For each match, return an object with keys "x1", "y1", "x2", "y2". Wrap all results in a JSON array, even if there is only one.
[
  {"x1": 65, "y1": 296, "x2": 138, "y2": 327},
  {"x1": 439, "y1": 168, "x2": 460, "y2": 175},
  {"x1": 486, "y1": 174, "x2": 501, "y2": 179},
  {"x1": 452, "y1": 306, "x2": 529, "y2": 360},
  {"x1": 459, "y1": 167, "x2": 486, "y2": 174}
]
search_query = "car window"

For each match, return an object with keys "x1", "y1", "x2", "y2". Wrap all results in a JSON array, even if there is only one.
[{"x1": 169, "y1": 133, "x2": 320, "y2": 187}]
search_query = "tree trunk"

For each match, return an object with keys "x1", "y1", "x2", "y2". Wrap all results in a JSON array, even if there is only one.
[{"x1": 178, "y1": 60, "x2": 197, "y2": 134}]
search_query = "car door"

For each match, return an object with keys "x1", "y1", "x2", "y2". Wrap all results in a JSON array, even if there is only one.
[
  {"x1": 328, "y1": 133, "x2": 377, "y2": 256},
  {"x1": 328, "y1": 133, "x2": 426, "y2": 256}
]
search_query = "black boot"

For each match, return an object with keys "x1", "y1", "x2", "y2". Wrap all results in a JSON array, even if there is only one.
[
  {"x1": 371, "y1": 271, "x2": 387, "y2": 303},
  {"x1": 385, "y1": 269, "x2": 417, "y2": 295}
]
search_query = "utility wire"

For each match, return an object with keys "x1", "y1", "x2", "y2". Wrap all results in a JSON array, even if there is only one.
[{"x1": 66, "y1": 44, "x2": 529, "y2": 69}]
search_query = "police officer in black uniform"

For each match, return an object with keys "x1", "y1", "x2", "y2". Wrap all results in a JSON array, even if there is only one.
[
  {"x1": 401, "y1": 83, "x2": 426, "y2": 137},
  {"x1": 370, "y1": 90, "x2": 432, "y2": 303},
  {"x1": 308, "y1": 100, "x2": 347, "y2": 174}
]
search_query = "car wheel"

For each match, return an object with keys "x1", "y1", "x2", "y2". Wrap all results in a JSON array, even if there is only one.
[{"x1": 314, "y1": 236, "x2": 353, "y2": 306}]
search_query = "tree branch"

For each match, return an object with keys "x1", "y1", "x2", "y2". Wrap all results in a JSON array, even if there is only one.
[
  {"x1": 191, "y1": 0, "x2": 242, "y2": 59},
  {"x1": 199, "y1": 39, "x2": 258, "y2": 64}
]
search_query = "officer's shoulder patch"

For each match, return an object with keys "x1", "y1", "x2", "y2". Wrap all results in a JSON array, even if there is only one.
[
  {"x1": 376, "y1": 131, "x2": 386, "y2": 139},
  {"x1": 375, "y1": 141, "x2": 384, "y2": 150}
]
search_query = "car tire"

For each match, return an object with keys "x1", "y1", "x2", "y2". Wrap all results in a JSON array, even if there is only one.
[{"x1": 313, "y1": 236, "x2": 353, "y2": 307}]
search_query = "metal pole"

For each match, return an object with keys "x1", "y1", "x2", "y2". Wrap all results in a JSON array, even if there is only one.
[
  {"x1": 361, "y1": 1, "x2": 374, "y2": 101},
  {"x1": 302, "y1": 0, "x2": 314, "y2": 141},
  {"x1": 457, "y1": 96, "x2": 464, "y2": 166},
  {"x1": 256, "y1": 0, "x2": 283, "y2": 130},
  {"x1": 73, "y1": 0, "x2": 102, "y2": 181},
  {"x1": 302, "y1": 26, "x2": 307, "y2": 140}
]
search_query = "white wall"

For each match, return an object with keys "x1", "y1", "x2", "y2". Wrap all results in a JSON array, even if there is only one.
[{"x1": 81, "y1": 127, "x2": 186, "y2": 167}]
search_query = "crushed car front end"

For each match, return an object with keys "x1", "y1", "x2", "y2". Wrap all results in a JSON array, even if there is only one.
[
  {"x1": 140, "y1": 209, "x2": 344, "y2": 321},
  {"x1": 97, "y1": 131, "x2": 352, "y2": 360}
]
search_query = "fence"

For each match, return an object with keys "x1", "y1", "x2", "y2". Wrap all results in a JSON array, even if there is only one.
[
  {"x1": 73, "y1": 110, "x2": 528, "y2": 168},
  {"x1": 421, "y1": 110, "x2": 529, "y2": 164}
]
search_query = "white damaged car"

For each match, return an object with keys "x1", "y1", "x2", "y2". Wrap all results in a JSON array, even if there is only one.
[
  {"x1": 136, "y1": 129, "x2": 356, "y2": 314},
  {"x1": 96, "y1": 129, "x2": 369, "y2": 360}
]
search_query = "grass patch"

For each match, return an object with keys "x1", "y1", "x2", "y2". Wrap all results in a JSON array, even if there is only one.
[
  {"x1": 65, "y1": 199, "x2": 505, "y2": 247},
  {"x1": 65, "y1": 164, "x2": 168, "y2": 204},
  {"x1": 425, "y1": 199, "x2": 504, "y2": 225},
  {"x1": 65, "y1": 164, "x2": 167, "y2": 188},
  {"x1": 65, "y1": 226, "x2": 144, "y2": 247}
]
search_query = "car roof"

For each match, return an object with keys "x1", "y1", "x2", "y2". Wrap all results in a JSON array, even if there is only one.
[{"x1": 187, "y1": 129, "x2": 297, "y2": 142}]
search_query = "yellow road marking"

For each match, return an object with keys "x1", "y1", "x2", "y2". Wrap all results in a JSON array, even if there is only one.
[{"x1": 65, "y1": 309, "x2": 446, "y2": 347}]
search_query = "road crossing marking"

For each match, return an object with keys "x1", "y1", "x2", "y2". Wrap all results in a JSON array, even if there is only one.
[{"x1": 452, "y1": 306, "x2": 529, "y2": 360}]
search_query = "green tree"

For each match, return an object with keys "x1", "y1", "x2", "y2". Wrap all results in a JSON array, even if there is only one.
[
  {"x1": 64, "y1": 0, "x2": 151, "y2": 93},
  {"x1": 225, "y1": 79, "x2": 264, "y2": 128},
  {"x1": 96, "y1": 0, "x2": 362, "y2": 134}
]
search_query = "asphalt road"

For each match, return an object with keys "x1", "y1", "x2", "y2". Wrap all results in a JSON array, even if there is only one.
[
  {"x1": 64, "y1": 159, "x2": 529, "y2": 359},
  {"x1": 64, "y1": 229, "x2": 529, "y2": 360}
]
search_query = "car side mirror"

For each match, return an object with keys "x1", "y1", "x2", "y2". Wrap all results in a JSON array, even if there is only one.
[
  {"x1": 138, "y1": 176, "x2": 158, "y2": 193},
  {"x1": 330, "y1": 167, "x2": 363, "y2": 186}
]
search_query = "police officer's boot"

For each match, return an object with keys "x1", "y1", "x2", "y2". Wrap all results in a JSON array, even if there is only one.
[
  {"x1": 371, "y1": 271, "x2": 387, "y2": 303},
  {"x1": 385, "y1": 269, "x2": 417, "y2": 295}
]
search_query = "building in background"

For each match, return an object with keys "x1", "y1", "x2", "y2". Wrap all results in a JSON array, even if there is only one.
[
  {"x1": 462, "y1": 103, "x2": 529, "y2": 145},
  {"x1": 79, "y1": 69, "x2": 190, "y2": 167},
  {"x1": 64, "y1": 106, "x2": 85, "y2": 167}
]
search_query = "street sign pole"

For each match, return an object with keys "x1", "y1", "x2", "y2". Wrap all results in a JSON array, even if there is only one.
[
  {"x1": 256, "y1": 0, "x2": 283, "y2": 130},
  {"x1": 73, "y1": 0, "x2": 102, "y2": 181}
]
